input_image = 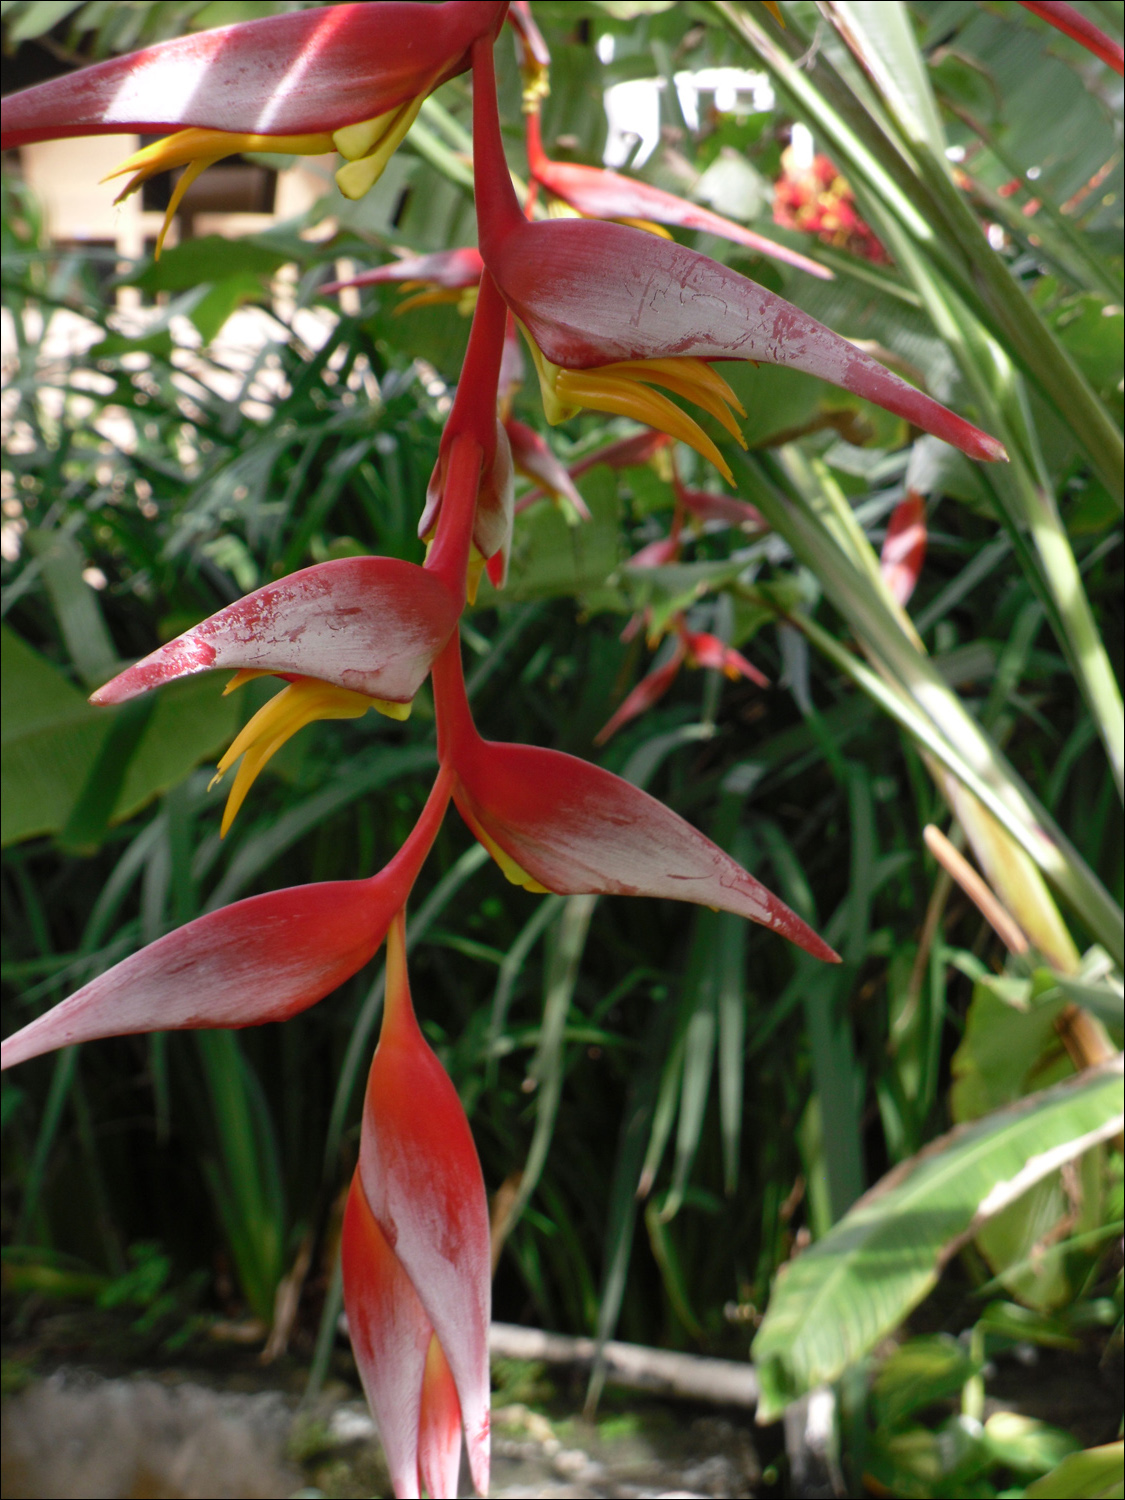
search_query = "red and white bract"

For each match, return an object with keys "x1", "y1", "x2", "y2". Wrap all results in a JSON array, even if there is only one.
[
  {"x1": 343, "y1": 1176, "x2": 445, "y2": 1500},
  {"x1": 508, "y1": 0, "x2": 552, "y2": 71},
  {"x1": 677, "y1": 487, "x2": 766, "y2": 531},
  {"x1": 432, "y1": 637, "x2": 837, "y2": 960},
  {"x1": 1, "y1": 881, "x2": 387, "y2": 1070},
  {"x1": 421, "y1": 420, "x2": 514, "y2": 583},
  {"x1": 452, "y1": 734, "x2": 837, "y2": 958},
  {"x1": 478, "y1": 419, "x2": 516, "y2": 575},
  {"x1": 0, "y1": 769, "x2": 454, "y2": 1072},
  {"x1": 92, "y1": 557, "x2": 460, "y2": 707},
  {"x1": 1, "y1": 1, "x2": 507, "y2": 148},
  {"x1": 470, "y1": 34, "x2": 1004, "y2": 467},
  {"x1": 627, "y1": 535, "x2": 683, "y2": 569},
  {"x1": 485, "y1": 217, "x2": 1007, "y2": 465},
  {"x1": 572, "y1": 429, "x2": 670, "y2": 477},
  {"x1": 505, "y1": 416, "x2": 591, "y2": 520},
  {"x1": 321, "y1": 246, "x2": 485, "y2": 297},
  {"x1": 525, "y1": 111, "x2": 833, "y2": 280},
  {"x1": 880, "y1": 490, "x2": 928, "y2": 607},
  {"x1": 349, "y1": 911, "x2": 491, "y2": 1499},
  {"x1": 515, "y1": 428, "x2": 669, "y2": 514}
]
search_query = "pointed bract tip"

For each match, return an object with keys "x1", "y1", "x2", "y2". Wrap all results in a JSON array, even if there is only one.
[
  {"x1": 0, "y1": 879, "x2": 393, "y2": 1071},
  {"x1": 90, "y1": 557, "x2": 460, "y2": 707},
  {"x1": 450, "y1": 738, "x2": 839, "y2": 962}
]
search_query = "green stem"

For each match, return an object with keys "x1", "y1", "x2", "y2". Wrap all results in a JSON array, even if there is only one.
[
  {"x1": 731, "y1": 458, "x2": 1123, "y2": 963},
  {"x1": 768, "y1": 598, "x2": 1123, "y2": 968},
  {"x1": 875, "y1": 223, "x2": 1123, "y2": 793}
]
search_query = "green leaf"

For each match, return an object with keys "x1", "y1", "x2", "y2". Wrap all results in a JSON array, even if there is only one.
[
  {"x1": 491, "y1": 472, "x2": 622, "y2": 604},
  {"x1": 751, "y1": 1059, "x2": 1124, "y2": 1419},
  {"x1": 831, "y1": 2, "x2": 947, "y2": 154},
  {"x1": 975, "y1": 1298, "x2": 1081, "y2": 1352},
  {"x1": 949, "y1": 970, "x2": 1074, "y2": 1123},
  {"x1": 983, "y1": 1411, "x2": 1080, "y2": 1477},
  {"x1": 949, "y1": 962, "x2": 1114, "y2": 1310},
  {"x1": 1025, "y1": 1441, "x2": 1125, "y2": 1500},
  {"x1": 1046, "y1": 295, "x2": 1125, "y2": 414},
  {"x1": 61, "y1": 695, "x2": 157, "y2": 855},
  {"x1": 113, "y1": 672, "x2": 241, "y2": 822},
  {"x1": 594, "y1": 0, "x2": 676, "y2": 15},
  {"x1": 929, "y1": 48, "x2": 999, "y2": 125},
  {"x1": 25, "y1": 530, "x2": 118, "y2": 689},
  {"x1": 1054, "y1": 974, "x2": 1125, "y2": 1031},
  {"x1": 5, "y1": 0, "x2": 84, "y2": 43},
  {"x1": 0, "y1": 627, "x2": 239, "y2": 847},
  {"x1": 122, "y1": 234, "x2": 290, "y2": 293},
  {"x1": 871, "y1": 1334, "x2": 980, "y2": 1430},
  {"x1": 189, "y1": 272, "x2": 270, "y2": 343},
  {"x1": 1, "y1": 626, "x2": 110, "y2": 846}
]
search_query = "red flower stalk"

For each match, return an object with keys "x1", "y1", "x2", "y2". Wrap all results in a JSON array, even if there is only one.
[
  {"x1": 431, "y1": 635, "x2": 836, "y2": 960},
  {"x1": 419, "y1": 270, "x2": 514, "y2": 597},
  {"x1": 0, "y1": 769, "x2": 453, "y2": 1071},
  {"x1": 1018, "y1": 2, "x2": 1124, "y2": 73},
  {"x1": 880, "y1": 490, "x2": 928, "y2": 608},
  {"x1": 344, "y1": 909, "x2": 491, "y2": 1499}
]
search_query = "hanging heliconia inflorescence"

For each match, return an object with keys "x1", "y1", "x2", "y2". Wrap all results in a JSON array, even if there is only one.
[{"x1": 0, "y1": 1, "x2": 1035, "y2": 1492}]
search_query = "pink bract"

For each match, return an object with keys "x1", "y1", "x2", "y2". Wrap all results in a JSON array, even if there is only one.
[
  {"x1": 321, "y1": 247, "x2": 485, "y2": 297},
  {"x1": 1, "y1": 2, "x2": 508, "y2": 148},
  {"x1": 92, "y1": 558, "x2": 460, "y2": 707},
  {"x1": 1, "y1": 881, "x2": 387, "y2": 1069},
  {"x1": 353, "y1": 912, "x2": 491, "y2": 1498}
]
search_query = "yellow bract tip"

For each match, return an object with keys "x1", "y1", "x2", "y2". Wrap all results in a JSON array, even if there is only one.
[
  {"x1": 466, "y1": 549, "x2": 487, "y2": 606},
  {"x1": 614, "y1": 217, "x2": 674, "y2": 239},
  {"x1": 211, "y1": 677, "x2": 393, "y2": 835},
  {"x1": 477, "y1": 826, "x2": 551, "y2": 894},
  {"x1": 223, "y1": 668, "x2": 274, "y2": 696},
  {"x1": 332, "y1": 109, "x2": 398, "y2": 163},
  {"x1": 103, "y1": 125, "x2": 333, "y2": 259},
  {"x1": 520, "y1": 61, "x2": 551, "y2": 114},
  {"x1": 521, "y1": 328, "x2": 581, "y2": 425},
  {"x1": 371, "y1": 697, "x2": 413, "y2": 722},
  {"x1": 394, "y1": 286, "x2": 469, "y2": 315},
  {"x1": 555, "y1": 363, "x2": 738, "y2": 484},
  {"x1": 333, "y1": 93, "x2": 426, "y2": 201}
]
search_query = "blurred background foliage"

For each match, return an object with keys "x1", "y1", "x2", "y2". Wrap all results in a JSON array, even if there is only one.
[{"x1": 1, "y1": 1, "x2": 1122, "y2": 1494}]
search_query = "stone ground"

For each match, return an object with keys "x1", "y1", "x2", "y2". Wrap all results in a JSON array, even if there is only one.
[{"x1": 1, "y1": 1366, "x2": 766, "y2": 1499}]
